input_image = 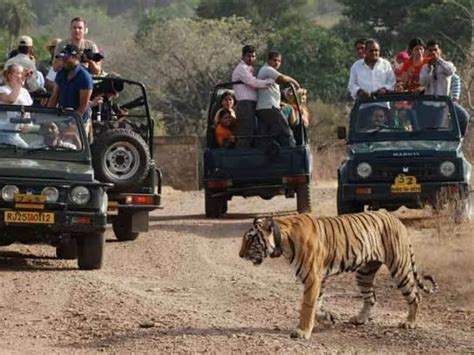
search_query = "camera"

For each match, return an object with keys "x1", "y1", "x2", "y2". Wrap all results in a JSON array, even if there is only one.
[
  {"x1": 93, "y1": 77, "x2": 124, "y2": 96},
  {"x1": 82, "y1": 48, "x2": 104, "y2": 62}
]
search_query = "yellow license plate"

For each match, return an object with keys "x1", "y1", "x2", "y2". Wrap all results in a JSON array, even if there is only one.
[
  {"x1": 391, "y1": 174, "x2": 421, "y2": 193},
  {"x1": 14, "y1": 194, "x2": 47, "y2": 203},
  {"x1": 4, "y1": 211, "x2": 55, "y2": 224}
]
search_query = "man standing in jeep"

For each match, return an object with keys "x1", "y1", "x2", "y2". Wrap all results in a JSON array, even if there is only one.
[
  {"x1": 256, "y1": 50, "x2": 300, "y2": 147},
  {"x1": 231, "y1": 45, "x2": 273, "y2": 147},
  {"x1": 47, "y1": 44, "x2": 93, "y2": 135},
  {"x1": 53, "y1": 17, "x2": 101, "y2": 75}
]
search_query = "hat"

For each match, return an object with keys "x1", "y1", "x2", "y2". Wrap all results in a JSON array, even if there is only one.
[
  {"x1": 18, "y1": 35, "x2": 33, "y2": 47},
  {"x1": 55, "y1": 44, "x2": 81, "y2": 58},
  {"x1": 395, "y1": 51, "x2": 410, "y2": 62},
  {"x1": 46, "y1": 38, "x2": 62, "y2": 49}
]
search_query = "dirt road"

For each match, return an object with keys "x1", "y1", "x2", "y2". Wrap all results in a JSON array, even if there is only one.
[{"x1": 0, "y1": 183, "x2": 472, "y2": 353}]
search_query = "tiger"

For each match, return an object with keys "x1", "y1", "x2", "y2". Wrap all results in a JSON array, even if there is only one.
[{"x1": 239, "y1": 211, "x2": 437, "y2": 339}]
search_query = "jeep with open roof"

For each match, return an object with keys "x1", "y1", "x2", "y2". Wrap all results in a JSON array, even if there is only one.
[
  {"x1": 337, "y1": 93, "x2": 471, "y2": 221},
  {"x1": 203, "y1": 82, "x2": 312, "y2": 218},
  {"x1": 90, "y1": 76, "x2": 162, "y2": 240}
]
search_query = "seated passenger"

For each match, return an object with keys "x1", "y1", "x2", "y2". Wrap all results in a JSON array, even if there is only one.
[
  {"x1": 283, "y1": 87, "x2": 310, "y2": 128},
  {"x1": 213, "y1": 91, "x2": 236, "y2": 124},
  {"x1": 215, "y1": 109, "x2": 236, "y2": 148},
  {"x1": 3, "y1": 36, "x2": 42, "y2": 93},
  {"x1": 39, "y1": 122, "x2": 77, "y2": 149},
  {"x1": 0, "y1": 64, "x2": 33, "y2": 105},
  {"x1": 362, "y1": 108, "x2": 389, "y2": 132}
]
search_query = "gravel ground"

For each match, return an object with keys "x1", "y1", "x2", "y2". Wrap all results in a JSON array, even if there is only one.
[{"x1": 0, "y1": 182, "x2": 472, "y2": 354}]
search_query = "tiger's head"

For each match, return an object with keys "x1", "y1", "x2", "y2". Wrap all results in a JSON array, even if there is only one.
[{"x1": 239, "y1": 217, "x2": 283, "y2": 265}]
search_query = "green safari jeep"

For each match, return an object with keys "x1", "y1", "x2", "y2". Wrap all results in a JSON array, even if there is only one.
[
  {"x1": 0, "y1": 105, "x2": 110, "y2": 269},
  {"x1": 203, "y1": 82, "x2": 313, "y2": 218},
  {"x1": 337, "y1": 93, "x2": 472, "y2": 222}
]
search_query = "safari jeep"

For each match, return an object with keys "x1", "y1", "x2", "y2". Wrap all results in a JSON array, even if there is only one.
[
  {"x1": 90, "y1": 77, "x2": 162, "y2": 240},
  {"x1": 203, "y1": 82, "x2": 312, "y2": 218},
  {"x1": 337, "y1": 93, "x2": 472, "y2": 221},
  {"x1": 0, "y1": 105, "x2": 109, "y2": 269}
]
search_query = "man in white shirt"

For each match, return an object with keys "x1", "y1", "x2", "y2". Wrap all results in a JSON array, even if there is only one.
[
  {"x1": 256, "y1": 50, "x2": 300, "y2": 147},
  {"x1": 347, "y1": 39, "x2": 395, "y2": 128},
  {"x1": 418, "y1": 39, "x2": 457, "y2": 129},
  {"x1": 231, "y1": 45, "x2": 273, "y2": 147},
  {"x1": 347, "y1": 39, "x2": 395, "y2": 99}
]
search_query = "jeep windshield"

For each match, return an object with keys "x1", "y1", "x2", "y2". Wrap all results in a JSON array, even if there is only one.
[
  {"x1": 349, "y1": 94, "x2": 461, "y2": 143},
  {"x1": 0, "y1": 109, "x2": 83, "y2": 152}
]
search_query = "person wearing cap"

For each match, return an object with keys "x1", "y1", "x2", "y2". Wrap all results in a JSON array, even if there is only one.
[
  {"x1": 53, "y1": 17, "x2": 101, "y2": 75},
  {"x1": 400, "y1": 38, "x2": 430, "y2": 92},
  {"x1": 48, "y1": 44, "x2": 94, "y2": 136},
  {"x1": 38, "y1": 38, "x2": 61, "y2": 92},
  {"x1": 4, "y1": 35, "x2": 41, "y2": 93}
]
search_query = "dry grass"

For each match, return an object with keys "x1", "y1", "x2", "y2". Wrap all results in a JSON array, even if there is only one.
[{"x1": 411, "y1": 224, "x2": 473, "y2": 309}]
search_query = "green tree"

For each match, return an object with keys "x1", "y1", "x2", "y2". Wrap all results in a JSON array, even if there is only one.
[
  {"x1": 267, "y1": 24, "x2": 352, "y2": 102},
  {"x1": 134, "y1": 17, "x2": 266, "y2": 136},
  {"x1": 196, "y1": 0, "x2": 310, "y2": 27},
  {"x1": 0, "y1": 0, "x2": 36, "y2": 50},
  {"x1": 335, "y1": 0, "x2": 471, "y2": 65}
]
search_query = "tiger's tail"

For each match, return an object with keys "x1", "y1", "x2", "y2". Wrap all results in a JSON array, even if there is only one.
[{"x1": 409, "y1": 245, "x2": 438, "y2": 294}]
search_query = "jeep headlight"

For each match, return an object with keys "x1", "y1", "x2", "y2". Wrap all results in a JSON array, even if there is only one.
[
  {"x1": 2, "y1": 185, "x2": 19, "y2": 201},
  {"x1": 70, "y1": 186, "x2": 90, "y2": 205},
  {"x1": 440, "y1": 161, "x2": 455, "y2": 177},
  {"x1": 356, "y1": 162, "x2": 372, "y2": 179},
  {"x1": 41, "y1": 187, "x2": 59, "y2": 203}
]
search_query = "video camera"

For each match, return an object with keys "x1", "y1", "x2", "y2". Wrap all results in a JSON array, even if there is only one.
[
  {"x1": 93, "y1": 77, "x2": 124, "y2": 96},
  {"x1": 82, "y1": 48, "x2": 104, "y2": 62}
]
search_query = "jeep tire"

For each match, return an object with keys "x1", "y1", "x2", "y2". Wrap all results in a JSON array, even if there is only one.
[
  {"x1": 337, "y1": 185, "x2": 364, "y2": 215},
  {"x1": 205, "y1": 194, "x2": 224, "y2": 218},
  {"x1": 76, "y1": 231, "x2": 105, "y2": 270},
  {"x1": 92, "y1": 129, "x2": 151, "y2": 191},
  {"x1": 56, "y1": 235, "x2": 78, "y2": 260},
  {"x1": 112, "y1": 212, "x2": 140, "y2": 241},
  {"x1": 296, "y1": 184, "x2": 312, "y2": 213}
]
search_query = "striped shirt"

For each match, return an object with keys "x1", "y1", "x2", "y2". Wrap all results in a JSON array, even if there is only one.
[{"x1": 450, "y1": 73, "x2": 461, "y2": 100}]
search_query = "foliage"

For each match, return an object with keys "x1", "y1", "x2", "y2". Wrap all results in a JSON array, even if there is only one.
[
  {"x1": 267, "y1": 24, "x2": 352, "y2": 102},
  {"x1": 335, "y1": 0, "x2": 471, "y2": 65},
  {"x1": 196, "y1": 0, "x2": 310, "y2": 27},
  {"x1": 305, "y1": 99, "x2": 348, "y2": 148},
  {"x1": 134, "y1": 17, "x2": 266, "y2": 136},
  {"x1": 0, "y1": 0, "x2": 37, "y2": 51}
]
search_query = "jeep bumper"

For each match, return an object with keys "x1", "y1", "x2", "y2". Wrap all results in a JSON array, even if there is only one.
[{"x1": 341, "y1": 181, "x2": 470, "y2": 206}]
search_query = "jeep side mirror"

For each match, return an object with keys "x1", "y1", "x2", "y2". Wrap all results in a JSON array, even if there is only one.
[{"x1": 337, "y1": 126, "x2": 346, "y2": 139}]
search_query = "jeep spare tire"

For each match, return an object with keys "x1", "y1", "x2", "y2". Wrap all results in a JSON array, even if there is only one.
[{"x1": 92, "y1": 129, "x2": 151, "y2": 191}]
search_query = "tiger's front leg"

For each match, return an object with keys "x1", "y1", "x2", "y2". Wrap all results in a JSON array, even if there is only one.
[
  {"x1": 290, "y1": 272, "x2": 321, "y2": 339},
  {"x1": 315, "y1": 278, "x2": 336, "y2": 325}
]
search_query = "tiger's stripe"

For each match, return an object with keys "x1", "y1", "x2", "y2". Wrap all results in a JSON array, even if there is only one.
[{"x1": 239, "y1": 211, "x2": 437, "y2": 340}]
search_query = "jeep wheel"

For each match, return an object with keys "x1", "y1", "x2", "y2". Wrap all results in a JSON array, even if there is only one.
[
  {"x1": 337, "y1": 186, "x2": 364, "y2": 215},
  {"x1": 56, "y1": 235, "x2": 77, "y2": 260},
  {"x1": 205, "y1": 195, "x2": 223, "y2": 218},
  {"x1": 76, "y1": 231, "x2": 105, "y2": 270},
  {"x1": 112, "y1": 213, "x2": 140, "y2": 241},
  {"x1": 92, "y1": 129, "x2": 151, "y2": 191},
  {"x1": 296, "y1": 184, "x2": 312, "y2": 213}
]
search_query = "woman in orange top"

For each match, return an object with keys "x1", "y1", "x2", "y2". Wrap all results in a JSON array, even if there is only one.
[
  {"x1": 215, "y1": 109, "x2": 236, "y2": 148},
  {"x1": 400, "y1": 38, "x2": 430, "y2": 92}
]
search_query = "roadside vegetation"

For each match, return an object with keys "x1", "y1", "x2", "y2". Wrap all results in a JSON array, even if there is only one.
[{"x1": 0, "y1": 0, "x2": 471, "y2": 157}]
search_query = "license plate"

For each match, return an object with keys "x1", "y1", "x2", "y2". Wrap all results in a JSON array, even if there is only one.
[
  {"x1": 391, "y1": 174, "x2": 421, "y2": 193},
  {"x1": 4, "y1": 211, "x2": 55, "y2": 224},
  {"x1": 14, "y1": 194, "x2": 47, "y2": 203}
]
